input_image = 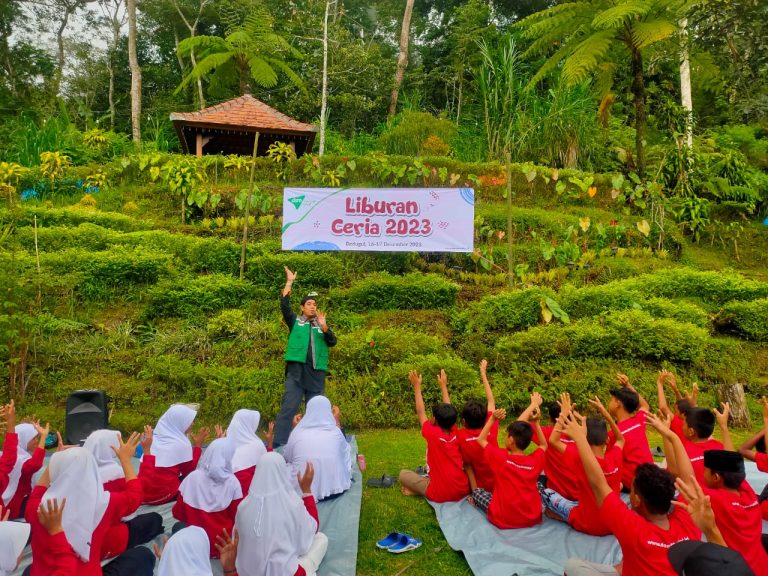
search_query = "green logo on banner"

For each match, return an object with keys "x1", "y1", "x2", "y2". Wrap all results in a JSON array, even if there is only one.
[{"x1": 288, "y1": 195, "x2": 305, "y2": 209}]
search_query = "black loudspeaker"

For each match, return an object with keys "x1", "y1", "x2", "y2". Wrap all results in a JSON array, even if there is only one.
[{"x1": 65, "y1": 390, "x2": 109, "y2": 445}]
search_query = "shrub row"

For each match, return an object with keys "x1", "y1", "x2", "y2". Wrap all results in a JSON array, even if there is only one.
[
  {"x1": 717, "y1": 299, "x2": 768, "y2": 342},
  {"x1": 0, "y1": 206, "x2": 151, "y2": 232},
  {"x1": 331, "y1": 272, "x2": 460, "y2": 311}
]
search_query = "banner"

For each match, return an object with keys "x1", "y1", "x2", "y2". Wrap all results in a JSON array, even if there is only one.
[{"x1": 281, "y1": 187, "x2": 475, "y2": 252}]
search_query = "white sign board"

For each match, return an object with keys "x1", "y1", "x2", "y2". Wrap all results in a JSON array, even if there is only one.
[{"x1": 281, "y1": 187, "x2": 475, "y2": 252}]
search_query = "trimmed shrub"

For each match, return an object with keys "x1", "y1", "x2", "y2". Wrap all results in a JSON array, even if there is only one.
[
  {"x1": 333, "y1": 328, "x2": 446, "y2": 375},
  {"x1": 245, "y1": 253, "x2": 348, "y2": 290},
  {"x1": 42, "y1": 246, "x2": 171, "y2": 287},
  {"x1": 143, "y1": 274, "x2": 264, "y2": 319},
  {"x1": 0, "y1": 207, "x2": 150, "y2": 231},
  {"x1": 332, "y1": 273, "x2": 460, "y2": 311},
  {"x1": 457, "y1": 287, "x2": 556, "y2": 335},
  {"x1": 629, "y1": 269, "x2": 768, "y2": 305},
  {"x1": 717, "y1": 299, "x2": 768, "y2": 342}
]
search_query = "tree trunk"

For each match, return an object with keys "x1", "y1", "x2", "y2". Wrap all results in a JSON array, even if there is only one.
[
  {"x1": 679, "y1": 18, "x2": 693, "y2": 148},
  {"x1": 189, "y1": 42, "x2": 205, "y2": 109},
  {"x1": 715, "y1": 381, "x2": 750, "y2": 428},
  {"x1": 240, "y1": 132, "x2": 260, "y2": 280},
  {"x1": 53, "y1": 8, "x2": 72, "y2": 99},
  {"x1": 387, "y1": 0, "x2": 415, "y2": 119},
  {"x1": 127, "y1": 0, "x2": 141, "y2": 145},
  {"x1": 629, "y1": 46, "x2": 647, "y2": 176},
  {"x1": 319, "y1": 0, "x2": 331, "y2": 155},
  {"x1": 108, "y1": 20, "x2": 120, "y2": 130}
]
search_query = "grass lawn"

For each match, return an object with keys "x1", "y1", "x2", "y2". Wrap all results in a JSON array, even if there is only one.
[{"x1": 353, "y1": 426, "x2": 756, "y2": 576}]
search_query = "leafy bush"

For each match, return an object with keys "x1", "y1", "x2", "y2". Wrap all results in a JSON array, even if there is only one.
[
  {"x1": 717, "y1": 299, "x2": 768, "y2": 342},
  {"x1": 333, "y1": 328, "x2": 446, "y2": 375},
  {"x1": 245, "y1": 253, "x2": 347, "y2": 289},
  {"x1": 456, "y1": 287, "x2": 555, "y2": 335},
  {"x1": 0, "y1": 206, "x2": 150, "y2": 231},
  {"x1": 332, "y1": 273, "x2": 460, "y2": 311},
  {"x1": 143, "y1": 274, "x2": 264, "y2": 319},
  {"x1": 629, "y1": 269, "x2": 768, "y2": 305},
  {"x1": 378, "y1": 111, "x2": 457, "y2": 156}
]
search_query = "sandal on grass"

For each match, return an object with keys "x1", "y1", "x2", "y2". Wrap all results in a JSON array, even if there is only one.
[
  {"x1": 367, "y1": 474, "x2": 396, "y2": 488},
  {"x1": 376, "y1": 532, "x2": 403, "y2": 549},
  {"x1": 388, "y1": 534, "x2": 422, "y2": 554}
]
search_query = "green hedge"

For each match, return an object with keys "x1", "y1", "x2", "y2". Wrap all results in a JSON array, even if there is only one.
[
  {"x1": 332, "y1": 328, "x2": 446, "y2": 375},
  {"x1": 245, "y1": 253, "x2": 348, "y2": 289},
  {"x1": 41, "y1": 246, "x2": 171, "y2": 287},
  {"x1": 143, "y1": 274, "x2": 264, "y2": 319},
  {"x1": 457, "y1": 287, "x2": 555, "y2": 335},
  {"x1": 628, "y1": 269, "x2": 768, "y2": 305},
  {"x1": 0, "y1": 207, "x2": 151, "y2": 231},
  {"x1": 717, "y1": 299, "x2": 768, "y2": 342},
  {"x1": 332, "y1": 273, "x2": 460, "y2": 311},
  {"x1": 494, "y1": 309, "x2": 709, "y2": 367}
]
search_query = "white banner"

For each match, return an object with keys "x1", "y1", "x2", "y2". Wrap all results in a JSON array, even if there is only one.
[{"x1": 281, "y1": 187, "x2": 475, "y2": 252}]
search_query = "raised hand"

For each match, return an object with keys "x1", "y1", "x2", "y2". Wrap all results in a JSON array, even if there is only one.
[
  {"x1": 672, "y1": 477, "x2": 719, "y2": 537},
  {"x1": 265, "y1": 421, "x2": 275, "y2": 449},
  {"x1": 215, "y1": 528, "x2": 240, "y2": 573},
  {"x1": 479, "y1": 359, "x2": 488, "y2": 375},
  {"x1": 408, "y1": 370, "x2": 423, "y2": 389},
  {"x1": 316, "y1": 311, "x2": 327, "y2": 331},
  {"x1": 437, "y1": 369, "x2": 448, "y2": 389},
  {"x1": 37, "y1": 498, "x2": 66, "y2": 535},
  {"x1": 190, "y1": 426, "x2": 209, "y2": 448},
  {"x1": 588, "y1": 395, "x2": 608, "y2": 417},
  {"x1": 284, "y1": 266, "x2": 297, "y2": 282},
  {"x1": 4, "y1": 399, "x2": 15, "y2": 430},
  {"x1": 34, "y1": 422, "x2": 50, "y2": 448},
  {"x1": 492, "y1": 408, "x2": 507, "y2": 421},
  {"x1": 55, "y1": 431, "x2": 77, "y2": 452},
  {"x1": 141, "y1": 425, "x2": 153, "y2": 455},
  {"x1": 558, "y1": 392, "x2": 573, "y2": 415},
  {"x1": 762, "y1": 396, "x2": 768, "y2": 422},
  {"x1": 645, "y1": 411, "x2": 674, "y2": 438},
  {"x1": 713, "y1": 402, "x2": 730, "y2": 428},
  {"x1": 215, "y1": 424, "x2": 226, "y2": 439},
  {"x1": 331, "y1": 405, "x2": 341, "y2": 427},
  {"x1": 153, "y1": 535, "x2": 169, "y2": 560},
  {"x1": 562, "y1": 411, "x2": 586, "y2": 439},
  {"x1": 112, "y1": 431, "x2": 141, "y2": 462},
  {"x1": 616, "y1": 373, "x2": 632, "y2": 389},
  {"x1": 298, "y1": 461, "x2": 315, "y2": 494},
  {"x1": 530, "y1": 391, "x2": 543, "y2": 408},
  {"x1": 529, "y1": 406, "x2": 542, "y2": 422}
]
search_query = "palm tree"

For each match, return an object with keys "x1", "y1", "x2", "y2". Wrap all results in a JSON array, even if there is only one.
[
  {"x1": 175, "y1": 7, "x2": 304, "y2": 97},
  {"x1": 517, "y1": 0, "x2": 700, "y2": 176}
]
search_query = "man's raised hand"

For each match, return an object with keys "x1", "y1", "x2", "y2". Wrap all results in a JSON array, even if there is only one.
[{"x1": 284, "y1": 266, "x2": 297, "y2": 282}]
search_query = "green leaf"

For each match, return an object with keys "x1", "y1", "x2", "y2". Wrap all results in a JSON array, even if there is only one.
[{"x1": 544, "y1": 296, "x2": 570, "y2": 324}]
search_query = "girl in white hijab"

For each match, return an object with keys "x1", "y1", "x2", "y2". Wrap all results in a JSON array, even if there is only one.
[
  {"x1": 157, "y1": 526, "x2": 212, "y2": 576},
  {"x1": 234, "y1": 452, "x2": 328, "y2": 576},
  {"x1": 173, "y1": 438, "x2": 243, "y2": 558},
  {"x1": 0, "y1": 520, "x2": 30, "y2": 576},
  {"x1": 84, "y1": 430, "x2": 125, "y2": 491},
  {"x1": 283, "y1": 396, "x2": 351, "y2": 500},
  {"x1": 227, "y1": 409, "x2": 267, "y2": 494},
  {"x1": 2, "y1": 422, "x2": 46, "y2": 519}
]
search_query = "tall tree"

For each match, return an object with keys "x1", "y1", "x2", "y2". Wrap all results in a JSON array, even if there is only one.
[
  {"x1": 518, "y1": 0, "x2": 702, "y2": 175},
  {"x1": 168, "y1": 0, "x2": 212, "y2": 109},
  {"x1": 387, "y1": 0, "x2": 415, "y2": 119},
  {"x1": 126, "y1": 0, "x2": 141, "y2": 144},
  {"x1": 318, "y1": 0, "x2": 334, "y2": 156},
  {"x1": 98, "y1": 0, "x2": 127, "y2": 130}
]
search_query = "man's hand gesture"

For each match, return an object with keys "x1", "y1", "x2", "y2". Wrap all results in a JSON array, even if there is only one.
[{"x1": 284, "y1": 266, "x2": 297, "y2": 282}]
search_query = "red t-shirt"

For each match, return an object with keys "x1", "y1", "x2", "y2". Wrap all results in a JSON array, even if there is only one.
[
  {"x1": 0, "y1": 432, "x2": 18, "y2": 497},
  {"x1": 670, "y1": 415, "x2": 685, "y2": 439},
  {"x1": 485, "y1": 445, "x2": 545, "y2": 529},
  {"x1": 609, "y1": 412, "x2": 653, "y2": 489},
  {"x1": 26, "y1": 478, "x2": 144, "y2": 576},
  {"x1": 703, "y1": 483, "x2": 768, "y2": 576},
  {"x1": 172, "y1": 494, "x2": 243, "y2": 558},
  {"x1": 234, "y1": 466, "x2": 256, "y2": 496},
  {"x1": 537, "y1": 426, "x2": 579, "y2": 501},
  {"x1": 137, "y1": 446, "x2": 201, "y2": 505},
  {"x1": 681, "y1": 437, "x2": 723, "y2": 484},
  {"x1": 567, "y1": 444, "x2": 623, "y2": 536},
  {"x1": 757, "y1": 452, "x2": 768, "y2": 520},
  {"x1": 5, "y1": 446, "x2": 45, "y2": 519},
  {"x1": 457, "y1": 412, "x2": 498, "y2": 491},
  {"x1": 599, "y1": 491, "x2": 700, "y2": 576},
  {"x1": 422, "y1": 421, "x2": 470, "y2": 503}
]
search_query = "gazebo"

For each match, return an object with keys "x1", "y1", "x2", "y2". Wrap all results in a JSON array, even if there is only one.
[{"x1": 170, "y1": 95, "x2": 318, "y2": 157}]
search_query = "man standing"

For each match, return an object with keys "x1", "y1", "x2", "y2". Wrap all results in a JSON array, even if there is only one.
[{"x1": 274, "y1": 266, "x2": 337, "y2": 448}]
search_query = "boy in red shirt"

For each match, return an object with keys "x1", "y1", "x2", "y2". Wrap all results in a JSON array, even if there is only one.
[
  {"x1": 533, "y1": 400, "x2": 580, "y2": 501},
  {"x1": 542, "y1": 394, "x2": 624, "y2": 536},
  {"x1": 677, "y1": 404, "x2": 733, "y2": 484},
  {"x1": 656, "y1": 369, "x2": 697, "y2": 438},
  {"x1": 738, "y1": 396, "x2": 768, "y2": 521},
  {"x1": 399, "y1": 370, "x2": 470, "y2": 502},
  {"x1": 606, "y1": 375, "x2": 653, "y2": 490},
  {"x1": 470, "y1": 395, "x2": 547, "y2": 529},
  {"x1": 562, "y1": 411, "x2": 700, "y2": 576}
]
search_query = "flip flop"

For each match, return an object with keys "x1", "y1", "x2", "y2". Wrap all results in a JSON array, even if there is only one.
[
  {"x1": 376, "y1": 532, "x2": 403, "y2": 549},
  {"x1": 367, "y1": 474, "x2": 396, "y2": 488},
  {"x1": 388, "y1": 534, "x2": 422, "y2": 554}
]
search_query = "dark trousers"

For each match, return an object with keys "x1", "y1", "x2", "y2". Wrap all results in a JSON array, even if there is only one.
[
  {"x1": 103, "y1": 547, "x2": 155, "y2": 576},
  {"x1": 274, "y1": 363, "x2": 325, "y2": 447},
  {"x1": 126, "y1": 512, "x2": 164, "y2": 548}
]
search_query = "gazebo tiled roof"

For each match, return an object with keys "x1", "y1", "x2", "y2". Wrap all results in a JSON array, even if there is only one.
[{"x1": 170, "y1": 95, "x2": 318, "y2": 134}]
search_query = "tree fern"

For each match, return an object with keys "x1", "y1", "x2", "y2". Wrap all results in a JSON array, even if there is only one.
[
  {"x1": 176, "y1": 52, "x2": 234, "y2": 93},
  {"x1": 592, "y1": 1, "x2": 652, "y2": 29},
  {"x1": 247, "y1": 56, "x2": 278, "y2": 88},
  {"x1": 562, "y1": 30, "x2": 615, "y2": 85},
  {"x1": 631, "y1": 19, "x2": 678, "y2": 49}
]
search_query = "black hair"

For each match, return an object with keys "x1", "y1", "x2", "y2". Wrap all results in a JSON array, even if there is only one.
[
  {"x1": 548, "y1": 402, "x2": 561, "y2": 423},
  {"x1": 432, "y1": 402, "x2": 458, "y2": 431},
  {"x1": 675, "y1": 398, "x2": 692, "y2": 415},
  {"x1": 717, "y1": 469, "x2": 747, "y2": 489},
  {"x1": 460, "y1": 399, "x2": 487, "y2": 430},
  {"x1": 756, "y1": 436, "x2": 766, "y2": 453},
  {"x1": 633, "y1": 463, "x2": 675, "y2": 515},
  {"x1": 685, "y1": 407, "x2": 715, "y2": 439},
  {"x1": 507, "y1": 420, "x2": 533, "y2": 451},
  {"x1": 586, "y1": 417, "x2": 608, "y2": 447},
  {"x1": 609, "y1": 388, "x2": 640, "y2": 413}
]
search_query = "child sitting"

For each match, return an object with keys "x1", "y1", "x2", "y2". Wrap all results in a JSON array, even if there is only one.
[
  {"x1": 2, "y1": 417, "x2": 47, "y2": 519},
  {"x1": 472, "y1": 394, "x2": 547, "y2": 529},
  {"x1": 607, "y1": 375, "x2": 653, "y2": 490},
  {"x1": 399, "y1": 370, "x2": 469, "y2": 502},
  {"x1": 678, "y1": 404, "x2": 732, "y2": 483},
  {"x1": 227, "y1": 409, "x2": 270, "y2": 496},
  {"x1": 541, "y1": 394, "x2": 624, "y2": 536},
  {"x1": 536, "y1": 401, "x2": 580, "y2": 501},
  {"x1": 738, "y1": 396, "x2": 768, "y2": 520},
  {"x1": 0, "y1": 401, "x2": 18, "y2": 499}
]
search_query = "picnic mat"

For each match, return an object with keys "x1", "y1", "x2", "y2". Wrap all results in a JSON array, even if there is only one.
[
  {"x1": 13, "y1": 440, "x2": 363, "y2": 576},
  {"x1": 431, "y1": 460, "x2": 768, "y2": 576}
]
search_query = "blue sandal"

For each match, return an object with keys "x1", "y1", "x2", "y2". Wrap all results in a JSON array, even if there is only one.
[
  {"x1": 376, "y1": 532, "x2": 403, "y2": 549},
  {"x1": 388, "y1": 534, "x2": 422, "y2": 554}
]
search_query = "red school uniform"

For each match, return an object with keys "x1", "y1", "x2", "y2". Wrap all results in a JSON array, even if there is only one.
[
  {"x1": 681, "y1": 437, "x2": 723, "y2": 484},
  {"x1": 457, "y1": 413, "x2": 499, "y2": 491},
  {"x1": 0, "y1": 432, "x2": 18, "y2": 496},
  {"x1": 5, "y1": 446, "x2": 45, "y2": 519},
  {"x1": 757, "y1": 452, "x2": 768, "y2": 520},
  {"x1": 599, "y1": 491, "x2": 700, "y2": 576},
  {"x1": 137, "y1": 446, "x2": 202, "y2": 505},
  {"x1": 422, "y1": 421, "x2": 470, "y2": 503},
  {"x1": 47, "y1": 532, "x2": 81, "y2": 576},
  {"x1": 670, "y1": 414, "x2": 685, "y2": 439},
  {"x1": 703, "y1": 482, "x2": 768, "y2": 576},
  {"x1": 25, "y1": 478, "x2": 144, "y2": 576},
  {"x1": 536, "y1": 426, "x2": 579, "y2": 501},
  {"x1": 292, "y1": 495, "x2": 320, "y2": 576},
  {"x1": 172, "y1": 494, "x2": 243, "y2": 558},
  {"x1": 102, "y1": 478, "x2": 127, "y2": 493},
  {"x1": 485, "y1": 444, "x2": 545, "y2": 529},
  {"x1": 609, "y1": 411, "x2": 653, "y2": 489},
  {"x1": 234, "y1": 466, "x2": 256, "y2": 497},
  {"x1": 566, "y1": 444, "x2": 622, "y2": 536}
]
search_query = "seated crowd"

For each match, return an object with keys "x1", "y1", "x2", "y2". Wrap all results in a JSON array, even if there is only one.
[{"x1": 0, "y1": 394, "x2": 352, "y2": 576}]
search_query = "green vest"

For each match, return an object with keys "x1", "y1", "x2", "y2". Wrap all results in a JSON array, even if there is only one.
[{"x1": 285, "y1": 319, "x2": 329, "y2": 371}]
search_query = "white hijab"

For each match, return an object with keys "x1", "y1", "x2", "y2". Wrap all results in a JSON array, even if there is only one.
[
  {"x1": 157, "y1": 525, "x2": 212, "y2": 576},
  {"x1": 178, "y1": 438, "x2": 242, "y2": 512},
  {"x1": 234, "y1": 452, "x2": 316, "y2": 576},
  {"x1": 83, "y1": 430, "x2": 124, "y2": 484},
  {"x1": 0, "y1": 521, "x2": 30, "y2": 576},
  {"x1": 43, "y1": 448, "x2": 110, "y2": 561},
  {"x1": 1, "y1": 423, "x2": 38, "y2": 505},
  {"x1": 153, "y1": 404, "x2": 197, "y2": 468},
  {"x1": 228, "y1": 409, "x2": 267, "y2": 473},
  {"x1": 283, "y1": 396, "x2": 352, "y2": 500}
]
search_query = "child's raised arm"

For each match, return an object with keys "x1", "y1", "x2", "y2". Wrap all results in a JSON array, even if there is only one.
[
  {"x1": 617, "y1": 373, "x2": 650, "y2": 412},
  {"x1": 409, "y1": 371, "x2": 428, "y2": 426},
  {"x1": 437, "y1": 369, "x2": 450, "y2": 405},
  {"x1": 713, "y1": 402, "x2": 734, "y2": 451},
  {"x1": 590, "y1": 396, "x2": 624, "y2": 449},
  {"x1": 530, "y1": 407, "x2": 547, "y2": 452},
  {"x1": 477, "y1": 409, "x2": 505, "y2": 449},
  {"x1": 549, "y1": 393, "x2": 572, "y2": 454},
  {"x1": 739, "y1": 429, "x2": 766, "y2": 462},
  {"x1": 479, "y1": 359, "x2": 495, "y2": 413},
  {"x1": 563, "y1": 412, "x2": 610, "y2": 506},
  {"x1": 647, "y1": 411, "x2": 693, "y2": 481},
  {"x1": 518, "y1": 392, "x2": 543, "y2": 422},
  {"x1": 656, "y1": 371, "x2": 671, "y2": 418}
]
